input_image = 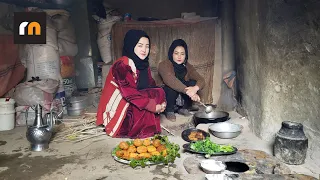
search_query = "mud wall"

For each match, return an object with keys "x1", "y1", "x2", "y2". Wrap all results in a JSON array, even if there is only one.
[{"x1": 235, "y1": 0, "x2": 320, "y2": 170}]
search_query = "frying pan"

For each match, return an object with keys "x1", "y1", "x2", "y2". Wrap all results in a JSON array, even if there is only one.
[{"x1": 193, "y1": 111, "x2": 230, "y2": 126}]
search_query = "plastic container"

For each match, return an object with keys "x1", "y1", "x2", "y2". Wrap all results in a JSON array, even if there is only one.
[
  {"x1": 0, "y1": 98, "x2": 16, "y2": 131},
  {"x1": 200, "y1": 159, "x2": 226, "y2": 174},
  {"x1": 60, "y1": 56, "x2": 75, "y2": 78}
]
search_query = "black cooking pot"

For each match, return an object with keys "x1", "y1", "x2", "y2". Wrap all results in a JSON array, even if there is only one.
[{"x1": 193, "y1": 111, "x2": 230, "y2": 126}]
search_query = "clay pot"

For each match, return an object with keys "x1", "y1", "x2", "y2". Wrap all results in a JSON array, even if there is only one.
[{"x1": 273, "y1": 121, "x2": 308, "y2": 165}]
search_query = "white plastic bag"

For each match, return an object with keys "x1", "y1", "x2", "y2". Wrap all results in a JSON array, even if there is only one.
[
  {"x1": 24, "y1": 8, "x2": 58, "y2": 49},
  {"x1": 58, "y1": 22, "x2": 76, "y2": 43},
  {"x1": 97, "y1": 16, "x2": 121, "y2": 63},
  {"x1": 24, "y1": 44, "x2": 61, "y2": 81},
  {"x1": 57, "y1": 16, "x2": 78, "y2": 56},
  {"x1": 58, "y1": 39, "x2": 78, "y2": 56},
  {"x1": 45, "y1": 27, "x2": 58, "y2": 50},
  {"x1": 52, "y1": 13, "x2": 70, "y2": 31},
  {"x1": 13, "y1": 79, "x2": 59, "y2": 111}
]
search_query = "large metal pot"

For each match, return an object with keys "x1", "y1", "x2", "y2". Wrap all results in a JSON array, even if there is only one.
[{"x1": 193, "y1": 111, "x2": 229, "y2": 126}]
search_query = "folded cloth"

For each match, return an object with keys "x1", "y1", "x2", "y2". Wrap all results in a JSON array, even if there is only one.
[
  {"x1": 223, "y1": 70, "x2": 236, "y2": 97},
  {"x1": 223, "y1": 70, "x2": 236, "y2": 89},
  {"x1": 0, "y1": 35, "x2": 25, "y2": 97}
]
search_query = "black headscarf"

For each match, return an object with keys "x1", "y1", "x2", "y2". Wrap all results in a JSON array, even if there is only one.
[
  {"x1": 122, "y1": 29, "x2": 150, "y2": 90},
  {"x1": 168, "y1": 39, "x2": 189, "y2": 83}
]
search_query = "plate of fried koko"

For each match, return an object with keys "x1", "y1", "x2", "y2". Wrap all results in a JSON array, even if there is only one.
[{"x1": 111, "y1": 135, "x2": 180, "y2": 168}]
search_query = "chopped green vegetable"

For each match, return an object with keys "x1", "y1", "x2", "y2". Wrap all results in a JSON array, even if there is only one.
[
  {"x1": 190, "y1": 137, "x2": 234, "y2": 157},
  {"x1": 126, "y1": 140, "x2": 134, "y2": 146},
  {"x1": 112, "y1": 146, "x2": 121, "y2": 156},
  {"x1": 130, "y1": 158, "x2": 148, "y2": 168}
]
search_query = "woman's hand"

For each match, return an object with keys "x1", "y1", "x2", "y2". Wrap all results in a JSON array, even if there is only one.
[
  {"x1": 161, "y1": 101, "x2": 167, "y2": 110},
  {"x1": 155, "y1": 105, "x2": 162, "y2": 113},
  {"x1": 155, "y1": 102, "x2": 166, "y2": 114},
  {"x1": 191, "y1": 94, "x2": 200, "y2": 102},
  {"x1": 185, "y1": 86, "x2": 199, "y2": 97}
]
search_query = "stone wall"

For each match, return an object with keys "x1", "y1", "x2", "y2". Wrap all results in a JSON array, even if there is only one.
[
  {"x1": 0, "y1": 2, "x2": 16, "y2": 34},
  {"x1": 235, "y1": 0, "x2": 320, "y2": 170}
]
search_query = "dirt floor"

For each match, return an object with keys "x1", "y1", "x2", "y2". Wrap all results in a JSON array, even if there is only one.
[{"x1": 0, "y1": 111, "x2": 319, "y2": 180}]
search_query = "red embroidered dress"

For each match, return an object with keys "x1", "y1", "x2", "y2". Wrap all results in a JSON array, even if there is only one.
[{"x1": 97, "y1": 56, "x2": 165, "y2": 138}]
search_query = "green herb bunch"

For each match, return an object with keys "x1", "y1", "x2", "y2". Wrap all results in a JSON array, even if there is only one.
[{"x1": 190, "y1": 137, "x2": 234, "y2": 158}]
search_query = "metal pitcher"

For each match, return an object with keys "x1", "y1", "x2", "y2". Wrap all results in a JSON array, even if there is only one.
[
  {"x1": 26, "y1": 104, "x2": 53, "y2": 151},
  {"x1": 44, "y1": 109, "x2": 63, "y2": 126}
]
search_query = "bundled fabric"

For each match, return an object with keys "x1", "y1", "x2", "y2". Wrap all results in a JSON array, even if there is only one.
[{"x1": 0, "y1": 35, "x2": 25, "y2": 97}]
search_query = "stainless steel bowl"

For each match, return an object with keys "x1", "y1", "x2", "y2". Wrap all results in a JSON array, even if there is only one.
[{"x1": 208, "y1": 122, "x2": 243, "y2": 139}]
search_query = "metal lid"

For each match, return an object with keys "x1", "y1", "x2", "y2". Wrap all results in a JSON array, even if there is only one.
[{"x1": 69, "y1": 96, "x2": 88, "y2": 103}]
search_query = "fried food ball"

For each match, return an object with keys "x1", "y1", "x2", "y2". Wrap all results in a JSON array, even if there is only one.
[
  {"x1": 157, "y1": 145, "x2": 166, "y2": 152},
  {"x1": 129, "y1": 153, "x2": 139, "y2": 160},
  {"x1": 119, "y1": 141, "x2": 129, "y2": 150},
  {"x1": 147, "y1": 145, "x2": 157, "y2": 153},
  {"x1": 188, "y1": 131, "x2": 205, "y2": 141},
  {"x1": 115, "y1": 150, "x2": 124, "y2": 157},
  {"x1": 128, "y1": 145, "x2": 137, "y2": 153},
  {"x1": 151, "y1": 151, "x2": 160, "y2": 156},
  {"x1": 152, "y1": 139, "x2": 161, "y2": 147},
  {"x1": 137, "y1": 146, "x2": 148, "y2": 153},
  {"x1": 133, "y1": 139, "x2": 143, "y2": 147},
  {"x1": 161, "y1": 150, "x2": 167, "y2": 157},
  {"x1": 188, "y1": 132, "x2": 197, "y2": 141},
  {"x1": 195, "y1": 132, "x2": 205, "y2": 139},
  {"x1": 122, "y1": 150, "x2": 130, "y2": 160},
  {"x1": 143, "y1": 139, "x2": 151, "y2": 146},
  {"x1": 138, "y1": 152, "x2": 151, "y2": 159}
]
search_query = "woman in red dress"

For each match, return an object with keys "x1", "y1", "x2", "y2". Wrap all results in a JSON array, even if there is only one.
[{"x1": 96, "y1": 29, "x2": 166, "y2": 138}]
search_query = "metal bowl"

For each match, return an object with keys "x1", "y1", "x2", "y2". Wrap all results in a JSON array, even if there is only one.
[
  {"x1": 67, "y1": 96, "x2": 88, "y2": 116},
  {"x1": 208, "y1": 122, "x2": 243, "y2": 139}
]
